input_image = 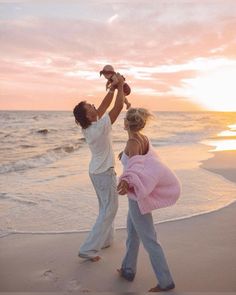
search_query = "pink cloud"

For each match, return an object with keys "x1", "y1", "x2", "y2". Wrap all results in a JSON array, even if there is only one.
[{"x1": 0, "y1": 1, "x2": 236, "y2": 110}]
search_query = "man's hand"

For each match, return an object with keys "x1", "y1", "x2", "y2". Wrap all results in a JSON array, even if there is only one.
[
  {"x1": 117, "y1": 179, "x2": 129, "y2": 195},
  {"x1": 110, "y1": 74, "x2": 119, "y2": 88},
  {"x1": 106, "y1": 80, "x2": 110, "y2": 91}
]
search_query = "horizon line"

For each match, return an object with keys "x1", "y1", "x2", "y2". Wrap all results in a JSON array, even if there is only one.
[{"x1": 0, "y1": 109, "x2": 236, "y2": 113}]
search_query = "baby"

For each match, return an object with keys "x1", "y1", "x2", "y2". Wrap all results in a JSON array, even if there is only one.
[{"x1": 100, "y1": 65, "x2": 131, "y2": 109}]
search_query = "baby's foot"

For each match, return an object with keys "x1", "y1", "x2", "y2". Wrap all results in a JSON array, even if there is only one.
[{"x1": 125, "y1": 102, "x2": 131, "y2": 109}]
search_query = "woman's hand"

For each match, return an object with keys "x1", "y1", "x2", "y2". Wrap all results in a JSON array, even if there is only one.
[{"x1": 117, "y1": 180, "x2": 129, "y2": 195}]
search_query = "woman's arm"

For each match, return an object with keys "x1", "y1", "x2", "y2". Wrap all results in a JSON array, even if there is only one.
[{"x1": 117, "y1": 140, "x2": 140, "y2": 194}]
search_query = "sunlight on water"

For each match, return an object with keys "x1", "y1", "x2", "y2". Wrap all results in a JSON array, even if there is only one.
[
  {"x1": 1, "y1": 111, "x2": 236, "y2": 235},
  {"x1": 229, "y1": 124, "x2": 236, "y2": 130},
  {"x1": 204, "y1": 139, "x2": 236, "y2": 151},
  {"x1": 203, "y1": 123, "x2": 236, "y2": 151},
  {"x1": 217, "y1": 130, "x2": 236, "y2": 137}
]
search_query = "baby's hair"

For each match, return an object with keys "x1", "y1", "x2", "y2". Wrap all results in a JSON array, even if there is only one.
[{"x1": 125, "y1": 108, "x2": 154, "y2": 132}]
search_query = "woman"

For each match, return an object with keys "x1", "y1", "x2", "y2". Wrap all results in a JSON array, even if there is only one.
[{"x1": 117, "y1": 108, "x2": 181, "y2": 292}]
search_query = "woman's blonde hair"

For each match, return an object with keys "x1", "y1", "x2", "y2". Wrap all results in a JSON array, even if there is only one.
[{"x1": 125, "y1": 108, "x2": 153, "y2": 132}]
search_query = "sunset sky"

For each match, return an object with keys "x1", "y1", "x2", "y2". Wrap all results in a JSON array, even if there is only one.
[{"x1": 0, "y1": 0, "x2": 236, "y2": 111}]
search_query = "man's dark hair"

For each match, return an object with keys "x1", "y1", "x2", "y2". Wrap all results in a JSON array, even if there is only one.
[{"x1": 73, "y1": 101, "x2": 91, "y2": 129}]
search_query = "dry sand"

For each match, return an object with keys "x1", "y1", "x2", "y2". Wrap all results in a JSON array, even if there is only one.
[{"x1": 0, "y1": 150, "x2": 236, "y2": 294}]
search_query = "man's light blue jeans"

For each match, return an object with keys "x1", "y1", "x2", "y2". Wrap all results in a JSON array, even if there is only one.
[
  {"x1": 121, "y1": 199, "x2": 175, "y2": 289},
  {"x1": 79, "y1": 167, "x2": 118, "y2": 258}
]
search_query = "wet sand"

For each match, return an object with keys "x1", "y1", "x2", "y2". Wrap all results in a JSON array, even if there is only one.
[{"x1": 0, "y1": 150, "x2": 236, "y2": 293}]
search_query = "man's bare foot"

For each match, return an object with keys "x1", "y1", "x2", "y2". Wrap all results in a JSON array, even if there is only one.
[
  {"x1": 90, "y1": 256, "x2": 101, "y2": 262},
  {"x1": 78, "y1": 253, "x2": 101, "y2": 262}
]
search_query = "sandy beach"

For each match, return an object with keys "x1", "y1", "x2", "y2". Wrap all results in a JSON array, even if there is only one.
[{"x1": 0, "y1": 150, "x2": 236, "y2": 294}]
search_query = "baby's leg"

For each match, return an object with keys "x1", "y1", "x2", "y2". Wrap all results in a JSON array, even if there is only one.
[{"x1": 124, "y1": 97, "x2": 131, "y2": 109}]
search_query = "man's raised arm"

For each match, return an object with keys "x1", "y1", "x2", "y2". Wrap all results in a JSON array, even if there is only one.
[
  {"x1": 96, "y1": 85, "x2": 116, "y2": 119},
  {"x1": 108, "y1": 74, "x2": 125, "y2": 124}
]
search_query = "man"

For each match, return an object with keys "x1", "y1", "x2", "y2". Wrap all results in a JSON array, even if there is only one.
[{"x1": 73, "y1": 74, "x2": 125, "y2": 261}]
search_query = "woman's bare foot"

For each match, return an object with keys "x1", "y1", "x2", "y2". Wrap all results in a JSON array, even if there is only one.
[
  {"x1": 148, "y1": 283, "x2": 175, "y2": 292},
  {"x1": 117, "y1": 268, "x2": 135, "y2": 281}
]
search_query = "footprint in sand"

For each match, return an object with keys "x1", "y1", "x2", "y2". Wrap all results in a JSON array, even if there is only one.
[
  {"x1": 65, "y1": 279, "x2": 91, "y2": 292},
  {"x1": 42, "y1": 269, "x2": 58, "y2": 282}
]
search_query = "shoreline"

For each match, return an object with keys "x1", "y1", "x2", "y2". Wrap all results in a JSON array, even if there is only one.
[
  {"x1": 1, "y1": 148, "x2": 236, "y2": 239},
  {"x1": 1, "y1": 198, "x2": 235, "y2": 239},
  {"x1": 0, "y1": 148, "x2": 236, "y2": 292}
]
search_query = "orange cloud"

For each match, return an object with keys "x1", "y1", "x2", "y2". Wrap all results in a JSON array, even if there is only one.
[{"x1": 0, "y1": 1, "x2": 236, "y2": 111}]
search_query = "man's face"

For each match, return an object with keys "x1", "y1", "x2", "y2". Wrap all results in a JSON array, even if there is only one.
[{"x1": 84, "y1": 103, "x2": 97, "y2": 122}]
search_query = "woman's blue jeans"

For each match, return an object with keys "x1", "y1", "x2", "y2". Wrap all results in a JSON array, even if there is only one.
[{"x1": 121, "y1": 199, "x2": 174, "y2": 289}]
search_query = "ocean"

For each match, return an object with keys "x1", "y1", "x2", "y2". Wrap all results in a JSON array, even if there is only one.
[{"x1": 0, "y1": 111, "x2": 236, "y2": 238}]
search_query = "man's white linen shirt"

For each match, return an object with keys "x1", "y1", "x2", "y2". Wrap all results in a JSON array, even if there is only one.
[{"x1": 82, "y1": 114, "x2": 115, "y2": 174}]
